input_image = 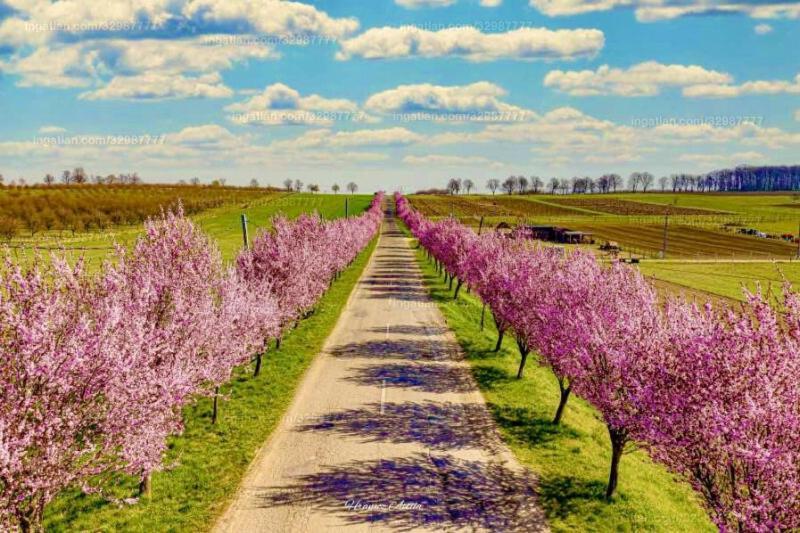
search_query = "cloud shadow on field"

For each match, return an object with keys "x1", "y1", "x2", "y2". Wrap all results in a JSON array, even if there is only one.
[
  {"x1": 345, "y1": 361, "x2": 474, "y2": 393},
  {"x1": 297, "y1": 401, "x2": 502, "y2": 451},
  {"x1": 258, "y1": 453, "x2": 548, "y2": 532},
  {"x1": 329, "y1": 339, "x2": 459, "y2": 361}
]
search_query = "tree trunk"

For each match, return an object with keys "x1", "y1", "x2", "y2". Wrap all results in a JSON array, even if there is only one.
[
  {"x1": 480, "y1": 303, "x2": 486, "y2": 330},
  {"x1": 494, "y1": 329, "x2": 505, "y2": 352},
  {"x1": 211, "y1": 386, "x2": 220, "y2": 424},
  {"x1": 139, "y1": 472, "x2": 152, "y2": 497},
  {"x1": 605, "y1": 427, "x2": 627, "y2": 499},
  {"x1": 516, "y1": 340, "x2": 529, "y2": 379},
  {"x1": 448, "y1": 275, "x2": 454, "y2": 291},
  {"x1": 275, "y1": 337, "x2": 281, "y2": 350},
  {"x1": 19, "y1": 497, "x2": 44, "y2": 533},
  {"x1": 553, "y1": 376, "x2": 571, "y2": 424},
  {"x1": 253, "y1": 352, "x2": 262, "y2": 377},
  {"x1": 454, "y1": 279, "x2": 463, "y2": 299}
]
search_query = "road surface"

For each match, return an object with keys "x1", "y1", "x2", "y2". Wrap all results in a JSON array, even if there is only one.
[{"x1": 215, "y1": 207, "x2": 547, "y2": 532}]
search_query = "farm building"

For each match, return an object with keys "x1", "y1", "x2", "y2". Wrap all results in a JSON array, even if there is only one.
[
  {"x1": 526, "y1": 225, "x2": 558, "y2": 240},
  {"x1": 512, "y1": 224, "x2": 595, "y2": 244},
  {"x1": 556, "y1": 229, "x2": 594, "y2": 244}
]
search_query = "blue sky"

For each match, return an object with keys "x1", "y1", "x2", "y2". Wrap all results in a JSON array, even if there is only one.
[{"x1": 0, "y1": 0, "x2": 798, "y2": 192}]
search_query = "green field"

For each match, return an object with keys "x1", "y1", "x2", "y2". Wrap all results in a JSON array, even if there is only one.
[
  {"x1": 410, "y1": 240, "x2": 714, "y2": 532},
  {"x1": 42, "y1": 236, "x2": 379, "y2": 532},
  {"x1": 639, "y1": 260, "x2": 800, "y2": 302},
  {"x1": 6, "y1": 192, "x2": 372, "y2": 266},
  {"x1": 611, "y1": 192, "x2": 800, "y2": 235}
]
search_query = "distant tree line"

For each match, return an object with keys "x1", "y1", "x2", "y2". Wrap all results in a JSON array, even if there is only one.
[
  {"x1": 692, "y1": 166, "x2": 800, "y2": 192},
  {"x1": 282, "y1": 179, "x2": 358, "y2": 194},
  {"x1": 434, "y1": 166, "x2": 800, "y2": 195}
]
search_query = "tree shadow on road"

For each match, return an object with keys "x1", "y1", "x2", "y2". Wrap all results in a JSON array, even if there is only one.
[
  {"x1": 344, "y1": 361, "x2": 474, "y2": 394},
  {"x1": 364, "y1": 273, "x2": 418, "y2": 281},
  {"x1": 258, "y1": 453, "x2": 548, "y2": 532},
  {"x1": 365, "y1": 325, "x2": 447, "y2": 336},
  {"x1": 365, "y1": 285, "x2": 430, "y2": 301},
  {"x1": 361, "y1": 279, "x2": 420, "y2": 287},
  {"x1": 296, "y1": 401, "x2": 502, "y2": 451},
  {"x1": 329, "y1": 339, "x2": 460, "y2": 361}
]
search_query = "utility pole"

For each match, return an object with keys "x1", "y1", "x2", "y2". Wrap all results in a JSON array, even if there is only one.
[
  {"x1": 241, "y1": 213, "x2": 249, "y2": 249},
  {"x1": 477, "y1": 216, "x2": 484, "y2": 235}
]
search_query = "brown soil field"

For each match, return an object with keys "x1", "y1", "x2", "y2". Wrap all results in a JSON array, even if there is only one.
[
  {"x1": 410, "y1": 195, "x2": 586, "y2": 218},
  {"x1": 576, "y1": 223, "x2": 797, "y2": 259},
  {"x1": 546, "y1": 197, "x2": 725, "y2": 216}
]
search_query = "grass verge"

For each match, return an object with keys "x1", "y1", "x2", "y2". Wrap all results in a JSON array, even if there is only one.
[
  {"x1": 43, "y1": 236, "x2": 379, "y2": 532},
  {"x1": 409, "y1": 240, "x2": 714, "y2": 532}
]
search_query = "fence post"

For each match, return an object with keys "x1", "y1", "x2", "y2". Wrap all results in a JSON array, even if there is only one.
[{"x1": 241, "y1": 214, "x2": 249, "y2": 249}]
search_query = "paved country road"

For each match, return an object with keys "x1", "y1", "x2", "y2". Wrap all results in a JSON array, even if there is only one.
[{"x1": 214, "y1": 207, "x2": 548, "y2": 532}]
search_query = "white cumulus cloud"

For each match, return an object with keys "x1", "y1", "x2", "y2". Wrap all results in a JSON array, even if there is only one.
[
  {"x1": 529, "y1": 0, "x2": 800, "y2": 21},
  {"x1": 0, "y1": 0, "x2": 359, "y2": 48},
  {"x1": 0, "y1": 36, "x2": 274, "y2": 91},
  {"x1": 684, "y1": 74, "x2": 800, "y2": 98},
  {"x1": 365, "y1": 82, "x2": 536, "y2": 122},
  {"x1": 544, "y1": 61, "x2": 732, "y2": 97},
  {"x1": 268, "y1": 127, "x2": 424, "y2": 152},
  {"x1": 0, "y1": 0, "x2": 353, "y2": 99},
  {"x1": 79, "y1": 73, "x2": 233, "y2": 101},
  {"x1": 336, "y1": 25, "x2": 604, "y2": 61},
  {"x1": 182, "y1": 0, "x2": 359, "y2": 39},
  {"x1": 225, "y1": 83, "x2": 363, "y2": 126}
]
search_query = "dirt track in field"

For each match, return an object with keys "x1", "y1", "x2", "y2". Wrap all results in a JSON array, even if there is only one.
[{"x1": 214, "y1": 208, "x2": 548, "y2": 533}]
